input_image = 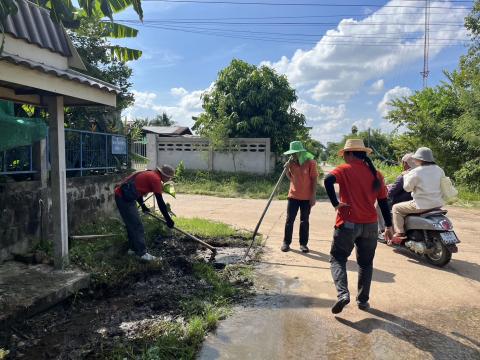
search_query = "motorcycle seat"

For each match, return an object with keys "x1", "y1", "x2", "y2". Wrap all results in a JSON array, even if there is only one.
[{"x1": 407, "y1": 208, "x2": 447, "y2": 218}]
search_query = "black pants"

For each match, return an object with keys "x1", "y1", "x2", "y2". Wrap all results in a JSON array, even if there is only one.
[
  {"x1": 115, "y1": 195, "x2": 147, "y2": 256},
  {"x1": 283, "y1": 198, "x2": 311, "y2": 246},
  {"x1": 330, "y1": 222, "x2": 378, "y2": 303}
]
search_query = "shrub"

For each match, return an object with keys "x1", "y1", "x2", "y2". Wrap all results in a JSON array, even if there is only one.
[
  {"x1": 454, "y1": 158, "x2": 480, "y2": 193},
  {"x1": 175, "y1": 160, "x2": 186, "y2": 179}
]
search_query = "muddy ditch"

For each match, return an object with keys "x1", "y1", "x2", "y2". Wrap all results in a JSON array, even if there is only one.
[{"x1": 1, "y1": 232, "x2": 261, "y2": 360}]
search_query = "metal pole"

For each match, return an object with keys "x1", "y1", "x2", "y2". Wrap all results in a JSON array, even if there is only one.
[
  {"x1": 105, "y1": 134, "x2": 108, "y2": 173},
  {"x1": 242, "y1": 156, "x2": 291, "y2": 261},
  {"x1": 80, "y1": 132, "x2": 83, "y2": 177}
]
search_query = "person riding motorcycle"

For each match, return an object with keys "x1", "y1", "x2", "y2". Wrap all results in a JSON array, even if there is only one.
[
  {"x1": 391, "y1": 147, "x2": 445, "y2": 244},
  {"x1": 377, "y1": 153, "x2": 416, "y2": 239}
]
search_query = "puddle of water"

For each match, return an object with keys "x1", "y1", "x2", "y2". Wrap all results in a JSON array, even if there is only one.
[{"x1": 199, "y1": 269, "x2": 480, "y2": 360}]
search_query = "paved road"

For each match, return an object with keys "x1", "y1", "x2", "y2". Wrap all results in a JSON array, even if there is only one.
[{"x1": 169, "y1": 195, "x2": 480, "y2": 360}]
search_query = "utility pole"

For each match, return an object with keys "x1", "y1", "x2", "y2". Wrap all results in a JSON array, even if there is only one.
[{"x1": 421, "y1": 0, "x2": 430, "y2": 88}]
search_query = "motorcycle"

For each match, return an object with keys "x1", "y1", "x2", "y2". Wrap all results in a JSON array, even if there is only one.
[{"x1": 384, "y1": 209, "x2": 460, "y2": 267}]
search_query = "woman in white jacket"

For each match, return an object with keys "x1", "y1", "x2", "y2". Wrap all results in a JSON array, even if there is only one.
[{"x1": 391, "y1": 147, "x2": 445, "y2": 242}]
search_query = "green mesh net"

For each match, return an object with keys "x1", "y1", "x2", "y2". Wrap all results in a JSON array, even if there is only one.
[{"x1": 0, "y1": 101, "x2": 48, "y2": 152}]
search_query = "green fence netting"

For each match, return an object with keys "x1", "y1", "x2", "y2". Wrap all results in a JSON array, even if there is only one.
[{"x1": 0, "y1": 101, "x2": 48, "y2": 152}]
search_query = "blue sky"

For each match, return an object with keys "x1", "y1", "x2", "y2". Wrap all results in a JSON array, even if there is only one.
[{"x1": 115, "y1": 0, "x2": 472, "y2": 143}]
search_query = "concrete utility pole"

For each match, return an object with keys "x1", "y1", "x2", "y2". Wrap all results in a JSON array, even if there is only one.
[
  {"x1": 48, "y1": 96, "x2": 69, "y2": 269},
  {"x1": 421, "y1": 0, "x2": 431, "y2": 88}
]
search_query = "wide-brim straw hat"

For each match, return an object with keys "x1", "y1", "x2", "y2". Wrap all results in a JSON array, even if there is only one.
[
  {"x1": 157, "y1": 164, "x2": 175, "y2": 178},
  {"x1": 412, "y1": 147, "x2": 435, "y2": 163},
  {"x1": 284, "y1": 141, "x2": 307, "y2": 155},
  {"x1": 338, "y1": 138, "x2": 373, "y2": 156}
]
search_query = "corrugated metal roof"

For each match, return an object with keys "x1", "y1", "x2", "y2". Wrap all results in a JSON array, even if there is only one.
[
  {"x1": 0, "y1": 52, "x2": 121, "y2": 94},
  {"x1": 142, "y1": 126, "x2": 193, "y2": 136},
  {"x1": 4, "y1": 0, "x2": 71, "y2": 57}
]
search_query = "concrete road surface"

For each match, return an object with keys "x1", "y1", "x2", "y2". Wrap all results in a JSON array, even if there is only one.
[{"x1": 169, "y1": 195, "x2": 480, "y2": 360}]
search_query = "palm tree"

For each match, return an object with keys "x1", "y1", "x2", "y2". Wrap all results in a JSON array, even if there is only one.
[{"x1": 1, "y1": 0, "x2": 143, "y2": 61}]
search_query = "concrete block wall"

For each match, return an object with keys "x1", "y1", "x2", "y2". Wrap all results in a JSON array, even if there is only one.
[
  {"x1": 147, "y1": 136, "x2": 274, "y2": 174},
  {"x1": 0, "y1": 173, "x2": 126, "y2": 262}
]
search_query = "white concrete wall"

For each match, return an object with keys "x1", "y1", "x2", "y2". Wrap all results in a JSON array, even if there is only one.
[{"x1": 148, "y1": 137, "x2": 273, "y2": 174}]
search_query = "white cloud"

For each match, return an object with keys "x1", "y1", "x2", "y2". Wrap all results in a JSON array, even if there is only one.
[
  {"x1": 261, "y1": 0, "x2": 468, "y2": 101},
  {"x1": 370, "y1": 79, "x2": 385, "y2": 93},
  {"x1": 130, "y1": 90, "x2": 157, "y2": 108},
  {"x1": 170, "y1": 87, "x2": 188, "y2": 97},
  {"x1": 124, "y1": 86, "x2": 213, "y2": 129},
  {"x1": 377, "y1": 86, "x2": 413, "y2": 117}
]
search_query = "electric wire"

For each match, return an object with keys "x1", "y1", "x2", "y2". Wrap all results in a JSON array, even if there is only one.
[
  {"x1": 116, "y1": 20, "x2": 468, "y2": 42},
  {"x1": 142, "y1": 0, "x2": 472, "y2": 10},
  {"x1": 134, "y1": 22, "x2": 469, "y2": 46}
]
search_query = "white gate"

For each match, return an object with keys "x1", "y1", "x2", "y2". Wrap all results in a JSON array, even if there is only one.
[{"x1": 131, "y1": 140, "x2": 148, "y2": 170}]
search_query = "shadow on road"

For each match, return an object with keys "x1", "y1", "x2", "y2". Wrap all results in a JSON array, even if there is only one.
[
  {"x1": 389, "y1": 246, "x2": 480, "y2": 283},
  {"x1": 289, "y1": 249, "x2": 396, "y2": 283},
  {"x1": 336, "y1": 308, "x2": 479, "y2": 358}
]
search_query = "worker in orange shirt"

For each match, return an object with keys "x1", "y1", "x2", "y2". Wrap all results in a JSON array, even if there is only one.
[{"x1": 281, "y1": 141, "x2": 319, "y2": 253}]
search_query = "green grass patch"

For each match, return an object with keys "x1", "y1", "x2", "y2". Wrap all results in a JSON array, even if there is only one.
[
  {"x1": 175, "y1": 170, "x2": 326, "y2": 200},
  {"x1": 174, "y1": 217, "x2": 250, "y2": 240}
]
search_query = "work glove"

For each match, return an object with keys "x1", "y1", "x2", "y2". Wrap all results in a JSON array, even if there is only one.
[
  {"x1": 141, "y1": 204, "x2": 150, "y2": 214},
  {"x1": 166, "y1": 218, "x2": 175, "y2": 229}
]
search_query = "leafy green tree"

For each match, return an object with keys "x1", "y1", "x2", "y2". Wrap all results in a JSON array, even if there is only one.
[
  {"x1": 149, "y1": 112, "x2": 175, "y2": 126},
  {"x1": 193, "y1": 59, "x2": 309, "y2": 154},
  {"x1": 386, "y1": 86, "x2": 467, "y2": 175},
  {"x1": 64, "y1": 18, "x2": 134, "y2": 133}
]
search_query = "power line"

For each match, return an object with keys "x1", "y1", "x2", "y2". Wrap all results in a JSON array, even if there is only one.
[
  {"x1": 135, "y1": 22, "x2": 468, "y2": 46},
  {"x1": 116, "y1": 20, "x2": 468, "y2": 40},
  {"x1": 142, "y1": 0, "x2": 472, "y2": 10},
  {"x1": 119, "y1": 19, "x2": 465, "y2": 26},
  {"x1": 115, "y1": 10, "x2": 469, "y2": 22}
]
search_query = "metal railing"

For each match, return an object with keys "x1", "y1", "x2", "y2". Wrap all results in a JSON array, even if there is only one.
[
  {"x1": 0, "y1": 129, "x2": 128, "y2": 177},
  {"x1": 65, "y1": 129, "x2": 128, "y2": 176},
  {"x1": 0, "y1": 145, "x2": 34, "y2": 175}
]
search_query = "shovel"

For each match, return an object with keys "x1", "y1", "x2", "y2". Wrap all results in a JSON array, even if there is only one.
[{"x1": 144, "y1": 211, "x2": 217, "y2": 256}]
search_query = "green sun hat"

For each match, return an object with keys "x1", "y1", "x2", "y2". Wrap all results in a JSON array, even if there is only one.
[{"x1": 283, "y1": 141, "x2": 307, "y2": 155}]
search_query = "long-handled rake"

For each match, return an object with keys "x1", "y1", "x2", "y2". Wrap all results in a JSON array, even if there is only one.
[
  {"x1": 242, "y1": 156, "x2": 291, "y2": 261},
  {"x1": 144, "y1": 211, "x2": 217, "y2": 256}
]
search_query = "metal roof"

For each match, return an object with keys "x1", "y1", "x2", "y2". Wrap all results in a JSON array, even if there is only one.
[
  {"x1": 0, "y1": 52, "x2": 121, "y2": 94},
  {"x1": 4, "y1": 0, "x2": 71, "y2": 57},
  {"x1": 142, "y1": 126, "x2": 193, "y2": 136}
]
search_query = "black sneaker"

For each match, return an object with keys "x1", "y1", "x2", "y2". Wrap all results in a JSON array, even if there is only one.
[
  {"x1": 300, "y1": 245, "x2": 309, "y2": 253},
  {"x1": 357, "y1": 301, "x2": 370, "y2": 311},
  {"x1": 281, "y1": 243, "x2": 290, "y2": 252},
  {"x1": 331, "y1": 297, "x2": 350, "y2": 314}
]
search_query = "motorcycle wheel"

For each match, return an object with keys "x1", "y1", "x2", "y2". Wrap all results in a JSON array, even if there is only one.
[{"x1": 425, "y1": 237, "x2": 452, "y2": 267}]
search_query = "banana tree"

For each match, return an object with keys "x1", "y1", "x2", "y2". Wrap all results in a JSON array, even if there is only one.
[{"x1": 0, "y1": 0, "x2": 143, "y2": 61}]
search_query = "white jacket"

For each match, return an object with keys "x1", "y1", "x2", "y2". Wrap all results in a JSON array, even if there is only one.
[{"x1": 403, "y1": 164, "x2": 445, "y2": 209}]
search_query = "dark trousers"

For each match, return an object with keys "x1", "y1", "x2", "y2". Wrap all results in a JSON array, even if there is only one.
[
  {"x1": 330, "y1": 222, "x2": 378, "y2": 303},
  {"x1": 115, "y1": 195, "x2": 146, "y2": 256},
  {"x1": 283, "y1": 198, "x2": 311, "y2": 246}
]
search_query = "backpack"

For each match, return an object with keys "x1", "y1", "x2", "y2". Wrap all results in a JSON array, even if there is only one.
[{"x1": 440, "y1": 176, "x2": 458, "y2": 202}]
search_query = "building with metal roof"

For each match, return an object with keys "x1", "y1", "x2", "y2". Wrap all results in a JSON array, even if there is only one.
[{"x1": 0, "y1": 0, "x2": 120, "y2": 268}]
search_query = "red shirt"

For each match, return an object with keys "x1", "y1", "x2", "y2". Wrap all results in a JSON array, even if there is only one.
[
  {"x1": 330, "y1": 160, "x2": 388, "y2": 227},
  {"x1": 288, "y1": 160, "x2": 319, "y2": 200},
  {"x1": 114, "y1": 170, "x2": 163, "y2": 198}
]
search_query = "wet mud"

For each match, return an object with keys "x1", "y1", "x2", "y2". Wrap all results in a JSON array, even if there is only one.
[{"x1": 1, "y1": 237, "x2": 257, "y2": 359}]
